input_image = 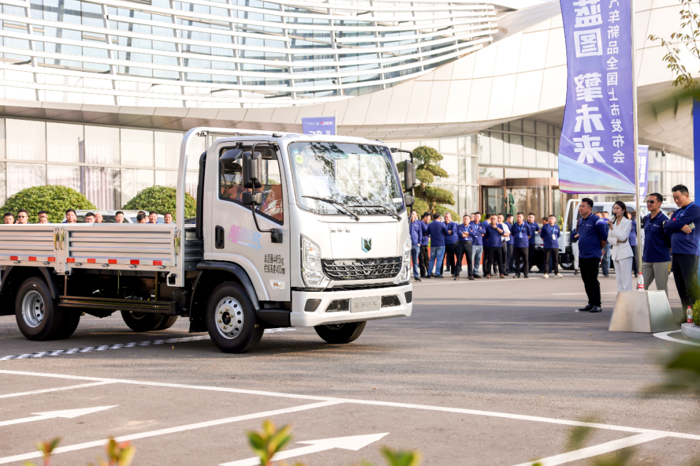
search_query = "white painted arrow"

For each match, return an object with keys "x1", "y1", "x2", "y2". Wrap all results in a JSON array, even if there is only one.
[
  {"x1": 0, "y1": 405, "x2": 117, "y2": 427},
  {"x1": 220, "y1": 432, "x2": 389, "y2": 466}
]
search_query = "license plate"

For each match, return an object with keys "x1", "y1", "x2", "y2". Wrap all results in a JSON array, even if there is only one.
[{"x1": 350, "y1": 296, "x2": 381, "y2": 313}]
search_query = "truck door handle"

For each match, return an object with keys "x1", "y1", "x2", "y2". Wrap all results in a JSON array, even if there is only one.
[{"x1": 215, "y1": 226, "x2": 224, "y2": 249}]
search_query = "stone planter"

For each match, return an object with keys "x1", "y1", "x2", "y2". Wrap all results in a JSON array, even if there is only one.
[{"x1": 680, "y1": 322, "x2": 700, "y2": 341}]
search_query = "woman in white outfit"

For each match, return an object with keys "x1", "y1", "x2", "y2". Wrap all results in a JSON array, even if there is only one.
[{"x1": 607, "y1": 201, "x2": 634, "y2": 291}]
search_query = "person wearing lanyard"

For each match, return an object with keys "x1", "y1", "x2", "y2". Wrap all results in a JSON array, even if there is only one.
[
  {"x1": 607, "y1": 201, "x2": 634, "y2": 292},
  {"x1": 456, "y1": 214, "x2": 475, "y2": 281},
  {"x1": 483, "y1": 214, "x2": 506, "y2": 278},
  {"x1": 442, "y1": 213, "x2": 459, "y2": 279},
  {"x1": 575, "y1": 198, "x2": 608, "y2": 313},
  {"x1": 641, "y1": 193, "x2": 671, "y2": 298},
  {"x1": 419, "y1": 212, "x2": 430, "y2": 278},
  {"x1": 427, "y1": 213, "x2": 448, "y2": 279},
  {"x1": 664, "y1": 184, "x2": 700, "y2": 312},
  {"x1": 498, "y1": 213, "x2": 511, "y2": 276},
  {"x1": 511, "y1": 212, "x2": 531, "y2": 278},
  {"x1": 409, "y1": 210, "x2": 423, "y2": 282},
  {"x1": 540, "y1": 215, "x2": 563, "y2": 278},
  {"x1": 470, "y1": 213, "x2": 485, "y2": 278},
  {"x1": 629, "y1": 212, "x2": 638, "y2": 278},
  {"x1": 526, "y1": 213, "x2": 540, "y2": 273},
  {"x1": 505, "y1": 214, "x2": 515, "y2": 273}
]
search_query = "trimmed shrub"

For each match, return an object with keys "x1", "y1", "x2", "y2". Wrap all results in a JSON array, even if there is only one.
[
  {"x1": 1, "y1": 185, "x2": 96, "y2": 223},
  {"x1": 122, "y1": 186, "x2": 196, "y2": 220}
]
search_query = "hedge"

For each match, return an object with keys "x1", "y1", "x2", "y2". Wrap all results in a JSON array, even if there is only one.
[
  {"x1": 1, "y1": 185, "x2": 96, "y2": 223},
  {"x1": 122, "y1": 186, "x2": 196, "y2": 220}
]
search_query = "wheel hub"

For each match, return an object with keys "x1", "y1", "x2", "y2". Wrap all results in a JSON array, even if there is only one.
[
  {"x1": 215, "y1": 297, "x2": 244, "y2": 340},
  {"x1": 22, "y1": 290, "x2": 45, "y2": 328}
]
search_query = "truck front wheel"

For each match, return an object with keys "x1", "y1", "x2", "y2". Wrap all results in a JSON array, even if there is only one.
[
  {"x1": 315, "y1": 321, "x2": 366, "y2": 344},
  {"x1": 15, "y1": 277, "x2": 64, "y2": 340},
  {"x1": 121, "y1": 311, "x2": 165, "y2": 332},
  {"x1": 206, "y1": 282, "x2": 263, "y2": 353}
]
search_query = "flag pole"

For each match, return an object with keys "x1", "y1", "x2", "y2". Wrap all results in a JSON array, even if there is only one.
[{"x1": 630, "y1": 0, "x2": 642, "y2": 289}]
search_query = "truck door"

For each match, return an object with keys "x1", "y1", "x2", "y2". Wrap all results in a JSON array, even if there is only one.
[{"x1": 209, "y1": 141, "x2": 290, "y2": 302}]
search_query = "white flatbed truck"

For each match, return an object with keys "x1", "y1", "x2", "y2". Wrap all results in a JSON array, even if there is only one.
[{"x1": 0, "y1": 128, "x2": 414, "y2": 353}]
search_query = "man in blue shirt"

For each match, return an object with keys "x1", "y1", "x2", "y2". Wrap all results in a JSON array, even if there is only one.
[
  {"x1": 483, "y1": 214, "x2": 506, "y2": 278},
  {"x1": 641, "y1": 193, "x2": 671, "y2": 297},
  {"x1": 541, "y1": 214, "x2": 563, "y2": 278},
  {"x1": 505, "y1": 214, "x2": 515, "y2": 273},
  {"x1": 427, "y1": 213, "x2": 448, "y2": 279},
  {"x1": 470, "y1": 212, "x2": 485, "y2": 278},
  {"x1": 456, "y1": 214, "x2": 475, "y2": 281},
  {"x1": 442, "y1": 213, "x2": 459, "y2": 279},
  {"x1": 664, "y1": 184, "x2": 700, "y2": 312},
  {"x1": 599, "y1": 211, "x2": 611, "y2": 278},
  {"x1": 409, "y1": 210, "x2": 423, "y2": 282},
  {"x1": 511, "y1": 212, "x2": 531, "y2": 278},
  {"x1": 526, "y1": 213, "x2": 540, "y2": 273},
  {"x1": 419, "y1": 212, "x2": 430, "y2": 277},
  {"x1": 575, "y1": 198, "x2": 608, "y2": 313}
]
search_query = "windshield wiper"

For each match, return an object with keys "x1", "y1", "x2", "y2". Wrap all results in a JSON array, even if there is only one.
[
  {"x1": 302, "y1": 196, "x2": 359, "y2": 221},
  {"x1": 349, "y1": 204, "x2": 401, "y2": 221}
]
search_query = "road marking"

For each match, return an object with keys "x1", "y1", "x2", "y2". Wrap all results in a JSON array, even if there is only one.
[
  {"x1": 0, "y1": 381, "x2": 113, "y2": 399},
  {"x1": 0, "y1": 400, "x2": 342, "y2": 465},
  {"x1": 2, "y1": 370, "x2": 700, "y2": 442},
  {"x1": 0, "y1": 405, "x2": 116, "y2": 428},
  {"x1": 220, "y1": 432, "x2": 388, "y2": 466},
  {"x1": 512, "y1": 432, "x2": 667, "y2": 466},
  {"x1": 0, "y1": 329, "x2": 296, "y2": 361},
  {"x1": 652, "y1": 330, "x2": 700, "y2": 347}
]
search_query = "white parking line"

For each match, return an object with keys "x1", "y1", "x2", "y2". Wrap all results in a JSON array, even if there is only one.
[
  {"x1": 512, "y1": 432, "x2": 667, "y2": 466},
  {"x1": 0, "y1": 400, "x2": 342, "y2": 465},
  {"x1": 0, "y1": 329, "x2": 296, "y2": 361},
  {"x1": 0, "y1": 381, "x2": 113, "y2": 399}
]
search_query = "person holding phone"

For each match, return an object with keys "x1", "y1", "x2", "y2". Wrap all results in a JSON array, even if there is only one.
[
  {"x1": 664, "y1": 184, "x2": 700, "y2": 312},
  {"x1": 607, "y1": 201, "x2": 633, "y2": 291}
]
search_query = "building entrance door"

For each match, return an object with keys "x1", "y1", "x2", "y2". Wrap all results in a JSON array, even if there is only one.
[{"x1": 482, "y1": 187, "x2": 503, "y2": 217}]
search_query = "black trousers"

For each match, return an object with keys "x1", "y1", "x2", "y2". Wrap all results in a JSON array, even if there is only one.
[
  {"x1": 506, "y1": 244, "x2": 514, "y2": 272},
  {"x1": 513, "y1": 247, "x2": 529, "y2": 276},
  {"x1": 419, "y1": 245, "x2": 429, "y2": 277},
  {"x1": 444, "y1": 243, "x2": 458, "y2": 276},
  {"x1": 501, "y1": 243, "x2": 508, "y2": 272},
  {"x1": 579, "y1": 257, "x2": 601, "y2": 306},
  {"x1": 457, "y1": 242, "x2": 473, "y2": 276},
  {"x1": 631, "y1": 246, "x2": 639, "y2": 274},
  {"x1": 544, "y1": 248, "x2": 559, "y2": 274},
  {"x1": 672, "y1": 253, "x2": 700, "y2": 311},
  {"x1": 486, "y1": 246, "x2": 504, "y2": 276},
  {"x1": 529, "y1": 244, "x2": 537, "y2": 272}
]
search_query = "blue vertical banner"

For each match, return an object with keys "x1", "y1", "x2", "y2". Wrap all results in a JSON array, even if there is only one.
[
  {"x1": 302, "y1": 116, "x2": 336, "y2": 135},
  {"x1": 638, "y1": 145, "x2": 649, "y2": 199},
  {"x1": 558, "y1": 0, "x2": 635, "y2": 194},
  {"x1": 694, "y1": 99, "x2": 700, "y2": 198}
]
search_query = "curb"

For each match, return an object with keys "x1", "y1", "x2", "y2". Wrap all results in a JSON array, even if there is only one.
[{"x1": 681, "y1": 323, "x2": 700, "y2": 341}]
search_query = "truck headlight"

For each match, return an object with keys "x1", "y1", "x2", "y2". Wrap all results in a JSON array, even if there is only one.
[
  {"x1": 399, "y1": 237, "x2": 411, "y2": 283},
  {"x1": 301, "y1": 235, "x2": 328, "y2": 288}
]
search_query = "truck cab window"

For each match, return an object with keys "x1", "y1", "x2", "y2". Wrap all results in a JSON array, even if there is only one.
[{"x1": 219, "y1": 145, "x2": 284, "y2": 224}]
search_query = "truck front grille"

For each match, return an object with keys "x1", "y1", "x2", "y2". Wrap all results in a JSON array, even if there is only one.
[{"x1": 322, "y1": 257, "x2": 402, "y2": 281}]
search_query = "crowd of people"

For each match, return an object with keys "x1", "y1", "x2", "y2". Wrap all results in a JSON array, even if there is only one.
[
  {"x1": 2, "y1": 209, "x2": 174, "y2": 225},
  {"x1": 573, "y1": 184, "x2": 700, "y2": 314},
  {"x1": 409, "y1": 209, "x2": 563, "y2": 281}
]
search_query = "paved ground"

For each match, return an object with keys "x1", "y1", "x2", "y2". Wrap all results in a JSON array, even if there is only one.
[{"x1": 1, "y1": 271, "x2": 699, "y2": 466}]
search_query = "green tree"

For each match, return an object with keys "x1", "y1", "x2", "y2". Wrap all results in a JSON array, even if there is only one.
[
  {"x1": 649, "y1": 0, "x2": 700, "y2": 91},
  {"x1": 122, "y1": 186, "x2": 196, "y2": 220},
  {"x1": 0, "y1": 185, "x2": 96, "y2": 223},
  {"x1": 397, "y1": 146, "x2": 455, "y2": 214}
]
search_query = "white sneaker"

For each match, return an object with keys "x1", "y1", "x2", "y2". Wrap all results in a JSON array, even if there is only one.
[
  {"x1": 556, "y1": 273, "x2": 564, "y2": 278},
  {"x1": 543, "y1": 273, "x2": 549, "y2": 278}
]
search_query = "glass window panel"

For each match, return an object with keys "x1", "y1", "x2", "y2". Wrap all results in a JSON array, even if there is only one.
[
  {"x1": 509, "y1": 133, "x2": 523, "y2": 167},
  {"x1": 536, "y1": 121, "x2": 549, "y2": 135},
  {"x1": 7, "y1": 163, "x2": 45, "y2": 197},
  {"x1": 523, "y1": 120, "x2": 535, "y2": 134},
  {"x1": 6, "y1": 119, "x2": 45, "y2": 161},
  {"x1": 121, "y1": 169, "x2": 154, "y2": 205},
  {"x1": 85, "y1": 126, "x2": 120, "y2": 165},
  {"x1": 46, "y1": 164, "x2": 80, "y2": 191},
  {"x1": 0, "y1": 120, "x2": 5, "y2": 159},
  {"x1": 491, "y1": 133, "x2": 503, "y2": 165},
  {"x1": 439, "y1": 154, "x2": 458, "y2": 182},
  {"x1": 478, "y1": 133, "x2": 490, "y2": 164},
  {"x1": 440, "y1": 138, "x2": 458, "y2": 154},
  {"x1": 155, "y1": 131, "x2": 184, "y2": 169},
  {"x1": 46, "y1": 123, "x2": 82, "y2": 163},
  {"x1": 536, "y1": 137, "x2": 549, "y2": 168},
  {"x1": 523, "y1": 136, "x2": 536, "y2": 167},
  {"x1": 86, "y1": 167, "x2": 120, "y2": 210},
  {"x1": 121, "y1": 129, "x2": 154, "y2": 167}
]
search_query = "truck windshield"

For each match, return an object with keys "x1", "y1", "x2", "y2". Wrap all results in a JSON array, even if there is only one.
[{"x1": 288, "y1": 142, "x2": 404, "y2": 217}]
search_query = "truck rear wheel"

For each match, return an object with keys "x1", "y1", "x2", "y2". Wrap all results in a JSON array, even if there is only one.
[
  {"x1": 121, "y1": 311, "x2": 165, "y2": 332},
  {"x1": 15, "y1": 277, "x2": 63, "y2": 341},
  {"x1": 155, "y1": 315, "x2": 179, "y2": 330},
  {"x1": 315, "y1": 321, "x2": 366, "y2": 344},
  {"x1": 206, "y1": 282, "x2": 263, "y2": 353}
]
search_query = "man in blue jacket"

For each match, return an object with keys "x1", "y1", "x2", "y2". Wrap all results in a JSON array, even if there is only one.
[
  {"x1": 442, "y1": 213, "x2": 459, "y2": 278},
  {"x1": 427, "y1": 213, "x2": 448, "y2": 279},
  {"x1": 409, "y1": 210, "x2": 423, "y2": 282},
  {"x1": 511, "y1": 212, "x2": 531, "y2": 278},
  {"x1": 575, "y1": 198, "x2": 608, "y2": 313},
  {"x1": 541, "y1": 214, "x2": 563, "y2": 278},
  {"x1": 456, "y1": 214, "x2": 475, "y2": 281},
  {"x1": 664, "y1": 184, "x2": 700, "y2": 312},
  {"x1": 526, "y1": 213, "x2": 540, "y2": 273},
  {"x1": 483, "y1": 214, "x2": 506, "y2": 278},
  {"x1": 470, "y1": 212, "x2": 485, "y2": 278},
  {"x1": 642, "y1": 193, "x2": 671, "y2": 297},
  {"x1": 505, "y1": 214, "x2": 515, "y2": 273},
  {"x1": 419, "y1": 212, "x2": 430, "y2": 277}
]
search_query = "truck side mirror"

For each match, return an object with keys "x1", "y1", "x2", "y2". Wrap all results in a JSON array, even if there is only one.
[
  {"x1": 404, "y1": 160, "x2": 416, "y2": 191},
  {"x1": 242, "y1": 152, "x2": 262, "y2": 189},
  {"x1": 404, "y1": 194, "x2": 414, "y2": 206},
  {"x1": 241, "y1": 191, "x2": 263, "y2": 206}
]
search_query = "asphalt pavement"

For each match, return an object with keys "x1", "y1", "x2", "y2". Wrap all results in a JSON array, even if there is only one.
[{"x1": 0, "y1": 271, "x2": 699, "y2": 466}]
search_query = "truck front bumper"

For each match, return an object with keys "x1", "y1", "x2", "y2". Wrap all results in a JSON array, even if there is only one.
[{"x1": 290, "y1": 283, "x2": 413, "y2": 327}]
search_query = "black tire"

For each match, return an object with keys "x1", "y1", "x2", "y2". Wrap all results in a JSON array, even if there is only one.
[
  {"x1": 205, "y1": 282, "x2": 263, "y2": 353},
  {"x1": 120, "y1": 311, "x2": 165, "y2": 332},
  {"x1": 55, "y1": 309, "x2": 81, "y2": 339},
  {"x1": 315, "y1": 321, "x2": 366, "y2": 344},
  {"x1": 15, "y1": 277, "x2": 63, "y2": 341},
  {"x1": 560, "y1": 261, "x2": 574, "y2": 271},
  {"x1": 154, "y1": 315, "x2": 178, "y2": 331}
]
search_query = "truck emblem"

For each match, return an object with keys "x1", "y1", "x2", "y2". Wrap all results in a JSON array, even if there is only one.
[{"x1": 361, "y1": 237, "x2": 372, "y2": 253}]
